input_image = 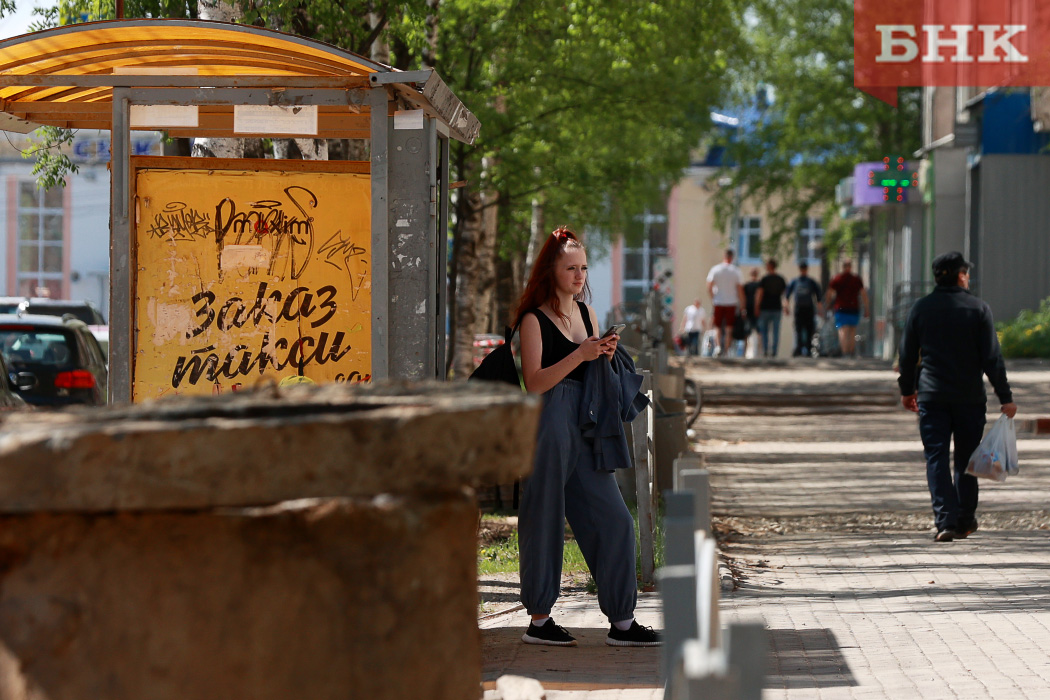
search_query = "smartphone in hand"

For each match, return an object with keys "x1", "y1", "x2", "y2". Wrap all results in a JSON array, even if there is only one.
[{"x1": 601, "y1": 323, "x2": 626, "y2": 339}]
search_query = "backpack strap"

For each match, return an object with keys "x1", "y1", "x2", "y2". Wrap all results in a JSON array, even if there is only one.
[{"x1": 577, "y1": 301, "x2": 593, "y2": 337}]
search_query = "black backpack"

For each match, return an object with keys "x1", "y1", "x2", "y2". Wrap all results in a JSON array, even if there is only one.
[{"x1": 468, "y1": 325, "x2": 522, "y2": 389}]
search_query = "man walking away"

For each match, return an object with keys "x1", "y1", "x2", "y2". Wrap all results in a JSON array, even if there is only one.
[
  {"x1": 706, "y1": 249, "x2": 745, "y2": 356},
  {"x1": 786, "y1": 261, "x2": 823, "y2": 356},
  {"x1": 743, "y1": 267, "x2": 761, "y2": 357},
  {"x1": 898, "y1": 252, "x2": 1018, "y2": 543},
  {"x1": 825, "y1": 260, "x2": 869, "y2": 357},
  {"x1": 754, "y1": 259, "x2": 787, "y2": 358},
  {"x1": 678, "y1": 298, "x2": 707, "y2": 356}
]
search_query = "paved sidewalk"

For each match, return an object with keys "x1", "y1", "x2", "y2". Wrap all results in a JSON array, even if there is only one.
[
  {"x1": 480, "y1": 591, "x2": 664, "y2": 699},
  {"x1": 689, "y1": 358, "x2": 1050, "y2": 700}
]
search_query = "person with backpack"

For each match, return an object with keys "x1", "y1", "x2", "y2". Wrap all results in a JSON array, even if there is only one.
[
  {"x1": 512, "y1": 226, "x2": 660, "y2": 648},
  {"x1": 785, "y1": 261, "x2": 823, "y2": 357}
]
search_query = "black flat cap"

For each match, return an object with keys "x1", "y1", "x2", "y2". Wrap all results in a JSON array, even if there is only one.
[{"x1": 932, "y1": 251, "x2": 973, "y2": 278}]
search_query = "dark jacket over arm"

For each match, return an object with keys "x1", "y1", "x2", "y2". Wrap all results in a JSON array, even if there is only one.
[
  {"x1": 579, "y1": 346, "x2": 651, "y2": 471},
  {"x1": 897, "y1": 286, "x2": 1012, "y2": 405}
]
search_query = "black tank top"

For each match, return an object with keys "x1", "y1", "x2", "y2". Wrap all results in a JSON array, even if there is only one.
[{"x1": 528, "y1": 301, "x2": 594, "y2": 383}]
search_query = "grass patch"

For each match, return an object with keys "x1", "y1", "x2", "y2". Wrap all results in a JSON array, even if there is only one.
[{"x1": 477, "y1": 505, "x2": 664, "y2": 587}]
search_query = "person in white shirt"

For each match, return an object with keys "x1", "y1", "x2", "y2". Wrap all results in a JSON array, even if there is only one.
[
  {"x1": 705, "y1": 249, "x2": 746, "y2": 355},
  {"x1": 678, "y1": 298, "x2": 708, "y2": 356}
]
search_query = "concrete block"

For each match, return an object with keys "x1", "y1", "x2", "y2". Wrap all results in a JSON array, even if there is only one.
[
  {"x1": 0, "y1": 494, "x2": 480, "y2": 700},
  {"x1": 0, "y1": 381, "x2": 540, "y2": 513}
]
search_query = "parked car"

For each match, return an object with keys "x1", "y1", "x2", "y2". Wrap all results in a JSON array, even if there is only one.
[
  {"x1": 1, "y1": 298, "x2": 109, "y2": 362},
  {"x1": 17, "y1": 298, "x2": 106, "y2": 325},
  {"x1": 0, "y1": 314, "x2": 108, "y2": 407},
  {"x1": 0, "y1": 297, "x2": 25, "y2": 315}
]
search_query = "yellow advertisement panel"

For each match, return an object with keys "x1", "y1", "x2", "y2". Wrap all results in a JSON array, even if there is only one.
[{"x1": 132, "y1": 162, "x2": 371, "y2": 402}]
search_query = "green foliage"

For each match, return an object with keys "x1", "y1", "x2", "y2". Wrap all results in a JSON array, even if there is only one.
[
  {"x1": 714, "y1": 0, "x2": 922, "y2": 256},
  {"x1": 23, "y1": 126, "x2": 78, "y2": 189},
  {"x1": 242, "y1": 0, "x2": 432, "y2": 68},
  {"x1": 997, "y1": 298, "x2": 1050, "y2": 359},
  {"x1": 439, "y1": 0, "x2": 743, "y2": 256},
  {"x1": 49, "y1": 0, "x2": 197, "y2": 24}
]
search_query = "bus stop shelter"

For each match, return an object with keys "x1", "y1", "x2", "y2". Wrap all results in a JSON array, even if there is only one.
[{"x1": 0, "y1": 19, "x2": 479, "y2": 402}]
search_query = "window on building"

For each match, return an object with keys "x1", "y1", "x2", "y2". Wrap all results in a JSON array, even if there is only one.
[
  {"x1": 736, "y1": 216, "x2": 762, "y2": 263},
  {"x1": 16, "y1": 182, "x2": 65, "y2": 298},
  {"x1": 622, "y1": 211, "x2": 668, "y2": 305},
  {"x1": 797, "y1": 217, "x2": 824, "y2": 264}
]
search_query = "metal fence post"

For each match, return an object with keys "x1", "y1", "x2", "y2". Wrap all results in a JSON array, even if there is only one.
[
  {"x1": 633, "y1": 370, "x2": 656, "y2": 586},
  {"x1": 673, "y1": 454, "x2": 702, "y2": 491},
  {"x1": 678, "y1": 469, "x2": 711, "y2": 536},
  {"x1": 724, "y1": 622, "x2": 767, "y2": 700},
  {"x1": 659, "y1": 491, "x2": 699, "y2": 692}
]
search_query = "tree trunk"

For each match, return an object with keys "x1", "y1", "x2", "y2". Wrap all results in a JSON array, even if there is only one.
[
  {"x1": 524, "y1": 182, "x2": 544, "y2": 280},
  {"x1": 194, "y1": 0, "x2": 247, "y2": 159},
  {"x1": 451, "y1": 177, "x2": 498, "y2": 380},
  {"x1": 370, "y1": 9, "x2": 390, "y2": 64},
  {"x1": 422, "y1": 0, "x2": 440, "y2": 69}
]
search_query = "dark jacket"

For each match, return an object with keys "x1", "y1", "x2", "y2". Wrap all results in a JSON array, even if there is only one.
[
  {"x1": 579, "y1": 345, "x2": 650, "y2": 471},
  {"x1": 898, "y1": 285, "x2": 1012, "y2": 405}
]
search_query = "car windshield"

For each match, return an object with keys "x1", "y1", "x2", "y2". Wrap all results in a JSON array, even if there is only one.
[
  {"x1": 0, "y1": 329, "x2": 75, "y2": 366},
  {"x1": 23, "y1": 304, "x2": 104, "y2": 325}
]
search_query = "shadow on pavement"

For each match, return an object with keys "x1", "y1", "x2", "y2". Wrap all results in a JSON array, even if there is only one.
[
  {"x1": 481, "y1": 627, "x2": 661, "y2": 690},
  {"x1": 768, "y1": 628, "x2": 858, "y2": 689}
]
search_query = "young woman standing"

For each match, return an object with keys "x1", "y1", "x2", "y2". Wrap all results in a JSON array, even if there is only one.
[{"x1": 513, "y1": 226, "x2": 660, "y2": 648}]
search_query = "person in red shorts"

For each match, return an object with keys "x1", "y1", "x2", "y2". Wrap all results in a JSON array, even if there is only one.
[
  {"x1": 825, "y1": 260, "x2": 869, "y2": 357},
  {"x1": 706, "y1": 249, "x2": 745, "y2": 356}
]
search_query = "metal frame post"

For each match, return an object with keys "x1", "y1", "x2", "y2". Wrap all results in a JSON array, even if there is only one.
[
  {"x1": 386, "y1": 110, "x2": 437, "y2": 379},
  {"x1": 633, "y1": 370, "x2": 656, "y2": 586},
  {"x1": 435, "y1": 135, "x2": 450, "y2": 378},
  {"x1": 369, "y1": 86, "x2": 391, "y2": 379},
  {"x1": 110, "y1": 87, "x2": 132, "y2": 404}
]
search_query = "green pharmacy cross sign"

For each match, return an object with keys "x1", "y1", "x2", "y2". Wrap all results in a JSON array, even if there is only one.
[{"x1": 867, "y1": 156, "x2": 919, "y2": 203}]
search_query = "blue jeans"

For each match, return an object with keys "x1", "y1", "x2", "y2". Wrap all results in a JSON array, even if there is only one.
[
  {"x1": 757, "y1": 310, "x2": 782, "y2": 357},
  {"x1": 917, "y1": 401, "x2": 986, "y2": 532},
  {"x1": 686, "y1": 331, "x2": 700, "y2": 356}
]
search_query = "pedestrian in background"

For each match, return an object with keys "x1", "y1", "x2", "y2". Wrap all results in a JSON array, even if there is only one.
[
  {"x1": 678, "y1": 298, "x2": 707, "y2": 356},
  {"x1": 785, "y1": 261, "x2": 823, "y2": 357},
  {"x1": 513, "y1": 226, "x2": 660, "y2": 647},
  {"x1": 742, "y1": 267, "x2": 761, "y2": 357},
  {"x1": 754, "y1": 259, "x2": 787, "y2": 358},
  {"x1": 825, "y1": 260, "x2": 869, "y2": 357},
  {"x1": 706, "y1": 249, "x2": 745, "y2": 357},
  {"x1": 898, "y1": 252, "x2": 1018, "y2": 543}
]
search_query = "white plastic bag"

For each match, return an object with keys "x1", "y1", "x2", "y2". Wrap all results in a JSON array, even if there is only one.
[{"x1": 965, "y1": 414, "x2": 1019, "y2": 482}]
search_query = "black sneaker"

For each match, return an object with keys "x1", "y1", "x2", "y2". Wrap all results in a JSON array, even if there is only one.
[
  {"x1": 957, "y1": 519, "x2": 979, "y2": 539},
  {"x1": 606, "y1": 621, "x2": 662, "y2": 647},
  {"x1": 935, "y1": 528, "x2": 958, "y2": 542},
  {"x1": 521, "y1": 619, "x2": 577, "y2": 647}
]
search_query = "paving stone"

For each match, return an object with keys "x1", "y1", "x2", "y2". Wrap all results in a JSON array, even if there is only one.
[{"x1": 690, "y1": 359, "x2": 1050, "y2": 700}]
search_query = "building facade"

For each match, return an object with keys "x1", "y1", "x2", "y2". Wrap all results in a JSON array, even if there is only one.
[{"x1": 0, "y1": 130, "x2": 164, "y2": 319}]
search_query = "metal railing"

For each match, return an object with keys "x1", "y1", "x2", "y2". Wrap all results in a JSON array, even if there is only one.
[{"x1": 659, "y1": 456, "x2": 766, "y2": 700}]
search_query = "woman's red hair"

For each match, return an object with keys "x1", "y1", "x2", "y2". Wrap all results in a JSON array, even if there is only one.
[{"x1": 513, "y1": 226, "x2": 591, "y2": 328}]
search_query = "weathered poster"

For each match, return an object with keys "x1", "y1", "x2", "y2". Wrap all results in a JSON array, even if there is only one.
[{"x1": 132, "y1": 165, "x2": 371, "y2": 402}]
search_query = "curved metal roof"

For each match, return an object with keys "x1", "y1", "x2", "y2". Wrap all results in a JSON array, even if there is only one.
[
  {"x1": 0, "y1": 19, "x2": 478, "y2": 142},
  {"x1": 0, "y1": 19, "x2": 389, "y2": 89}
]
